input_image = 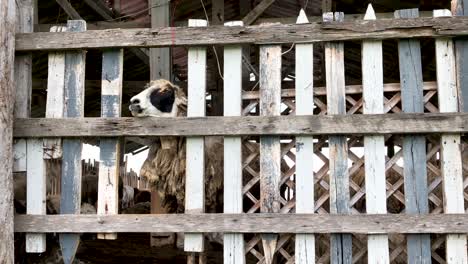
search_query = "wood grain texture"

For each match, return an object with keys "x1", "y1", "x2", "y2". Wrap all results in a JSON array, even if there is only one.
[
  {"x1": 223, "y1": 21, "x2": 245, "y2": 264},
  {"x1": 242, "y1": 81, "x2": 438, "y2": 99},
  {"x1": 259, "y1": 45, "x2": 282, "y2": 264},
  {"x1": 14, "y1": 213, "x2": 468, "y2": 233},
  {"x1": 324, "y1": 11, "x2": 352, "y2": 264},
  {"x1": 452, "y1": 0, "x2": 468, "y2": 112},
  {"x1": 15, "y1": 16, "x2": 468, "y2": 51},
  {"x1": 149, "y1": 0, "x2": 170, "y2": 80},
  {"x1": 44, "y1": 26, "x2": 66, "y2": 159},
  {"x1": 295, "y1": 9, "x2": 315, "y2": 264},
  {"x1": 13, "y1": 113, "x2": 468, "y2": 138},
  {"x1": 185, "y1": 19, "x2": 207, "y2": 253},
  {"x1": 59, "y1": 20, "x2": 86, "y2": 264},
  {"x1": 0, "y1": 0, "x2": 16, "y2": 262},
  {"x1": 97, "y1": 49, "x2": 123, "y2": 240},
  {"x1": 434, "y1": 9, "x2": 468, "y2": 264},
  {"x1": 395, "y1": 8, "x2": 431, "y2": 264},
  {"x1": 362, "y1": 5, "x2": 389, "y2": 264},
  {"x1": 13, "y1": 0, "x2": 33, "y2": 173}
]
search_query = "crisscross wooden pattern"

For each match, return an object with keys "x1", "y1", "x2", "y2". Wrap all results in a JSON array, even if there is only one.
[{"x1": 239, "y1": 77, "x2": 456, "y2": 263}]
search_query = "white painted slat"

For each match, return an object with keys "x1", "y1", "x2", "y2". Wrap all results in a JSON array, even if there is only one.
[
  {"x1": 26, "y1": 139, "x2": 46, "y2": 252},
  {"x1": 434, "y1": 9, "x2": 468, "y2": 264},
  {"x1": 26, "y1": 24, "x2": 66, "y2": 253},
  {"x1": 362, "y1": 4, "x2": 390, "y2": 264},
  {"x1": 295, "y1": 9, "x2": 316, "y2": 264},
  {"x1": 97, "y1": 49, "x2": 123, "y2": 240},
  {"x1": 223, "y1": 20, "x2": 245, "y2": 264},
  {"x1": 44, "y1": 26, "x2": 66, "y2": 159},
  {"x1": 185, "y1": 19, "x2": 208, "y2": 253}
]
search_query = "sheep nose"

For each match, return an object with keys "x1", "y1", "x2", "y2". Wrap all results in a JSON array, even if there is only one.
[{"x1": 129, "y1": 104, "x2": 141, "y2": 112}]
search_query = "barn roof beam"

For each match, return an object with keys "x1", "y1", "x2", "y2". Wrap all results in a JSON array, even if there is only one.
[
  {"x1": 242, "y1": 0, "x2": 276, "y2": 25},
  {"x1": 55, "y1": 0, "x2": 82, "y2": 20}
]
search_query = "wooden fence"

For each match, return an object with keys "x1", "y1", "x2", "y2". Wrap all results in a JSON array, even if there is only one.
[{"x1": 2, "y1": 3, "x2": 468, "y2": 264}]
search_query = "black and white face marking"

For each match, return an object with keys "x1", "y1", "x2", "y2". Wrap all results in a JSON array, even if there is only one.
[
  {"x1": 129, "y1": 80, "x2": 179, "y2": 117},
  {"x1": 150, "y1": 88, "x2": 175, "y2": 113}
]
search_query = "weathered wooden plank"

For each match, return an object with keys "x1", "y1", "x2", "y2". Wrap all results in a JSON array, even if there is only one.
[
  {"x1": 59, "y1": 20, "x2": 86, "y2": 264},
  {"x1": 26, "y1": 139, "x2": 46, "y2": 252},
  {"x1": 97, "y1": 49, "x2": 123, "y2": 240},
  {"x1": 259, "y1": 45, "x2": 281, "y2": 264},
  {"x1": 295, "y1": 9, "x2": 315, "y2": 264},
  {"x1": 453, "y1": 0, "x2": 468, "y2": 112},
  {"x1": 223, "y1": 20, "x2": 245, "y2": 264},
  {"x1": 362, "y1": 5, "x2": 390, "y2": 264},
  {"x1": 149, "y1": 0, "x2": 170, "y2": 80},
  {"x1": 15, "y1": 16, "x2": 468, "y2": 51},
  {"x1": 44, "y1": 26, "x2": 66, "y2": 159},
  {"x1": 434, "y1": 9, "x2": 468, "y2": 264},
  {"x1": 185, "y1": 19, "x2": 207, "y2": 253},
  {"x1": 242, "y1": 81, "x2": 438, "y2": 99},
  {"x1": 13, "y1": 213, "x2": 468, "y2": 234},
  {"x1": 13, "y1": 113, "x2": 468, "y2": 137},
  {"x1": 0, "y1": 0, "x2": 16, "y2": 262},
  {"x1": 324, "y1": 11, "x2": 353, "y2": 264},
  {"x1": 13, "y1": 0, "x2": 33, "y2": 172},
  {"x1": 395, "y1": 8, "x2": 431, "y2": 264},
  {"x1": 31, "y1": 78, "x2": 439, "y2": 97},
  {"x1": 242, "y1": 0, "x2": 275, "y2": 25}
]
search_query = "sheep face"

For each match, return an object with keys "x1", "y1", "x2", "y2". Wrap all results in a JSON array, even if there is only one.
[{"x1": 129, "y1": 79, "x2": 183, "y2": 117}]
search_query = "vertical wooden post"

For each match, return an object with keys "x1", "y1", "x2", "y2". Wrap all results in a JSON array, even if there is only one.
[
  {"x1": 295, "y1": 9, "x2": 316, "y2": 264},
  {"x1": 149, "y1": 0, "x2": 172, "y2": 245},
  {"x1": 452, "y1": 0, "x2": 468, "y2": 112},
  {"x1": 13, "y1": 0, "x2": 33, "y2": 173},
  {"x1": 259, "y1": 44, "x2": 281, "y2": 264},
  {"x1": 185, "y1": 19, "x2": 207, "y2": 254},
  {"x1": 223, "y1": 20, "x2": 245, "y2": 264},
  {"x1": 97, "y1": 49, "x2": 123, "y2": 240},
  {"x1": 0, "y1": 0, "x2": 16, "y2": 262},
  {"x1": 324, "y1": 11, "x2": 353, "y2": 264},
  {"x1": 44, "y1": 26, "x2": 66, "y2": 159},
  {"x1": 362, "y1": 5, "x2": 389, "y2": 264},
  {"x1": 149, "y1": 0, "x2": 171, "y2": 81},
  {"x1": 26, "y1": 139, "x2": 46, "y2": 252},
  {"x1": 395, "y1": 8, "x2": 432, "y2": 264},
  {"x1": 434, "y1": 9, "x2": 468, "y2": 264},
  {"x1": 211, "y1": 0, "x2": 224, "y2": 116},
  {"x1": 59, "y1": 20, "x2": 86, "y2": 264}
]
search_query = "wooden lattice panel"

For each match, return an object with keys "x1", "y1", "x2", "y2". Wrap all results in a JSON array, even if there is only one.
[{"x1": 238, "y1": 78, "x2": 461, "y2": 263}]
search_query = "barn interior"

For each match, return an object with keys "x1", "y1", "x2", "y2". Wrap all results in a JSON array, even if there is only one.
[{"x1": 17, "y1": 0, "x2": 458, "y2": 263}]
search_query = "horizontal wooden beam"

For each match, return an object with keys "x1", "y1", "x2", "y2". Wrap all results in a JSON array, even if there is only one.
[
  {"x1": 14, "y1": 213, "x2": 468, "y2": 234},
  {"x1": 16, "y1": 17, "x2": 468, "y2": 51},
  {"x1": 32, "y1": 79, "x2": 437, "y2": 97},
  {"x1": 13, "y1": 113, "x2": 468, "y2": 138},
  {"x1": 242, "y1": 81, "x2": 437, "y2": 99},
  {"x1": 33, "y1": 11, "x2": 435, "y2": 32}
]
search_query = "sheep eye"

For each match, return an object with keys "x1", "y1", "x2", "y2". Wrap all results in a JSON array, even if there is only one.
[{"x1": 131, "y1": 99, "x2": 140, "y2": 104}]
